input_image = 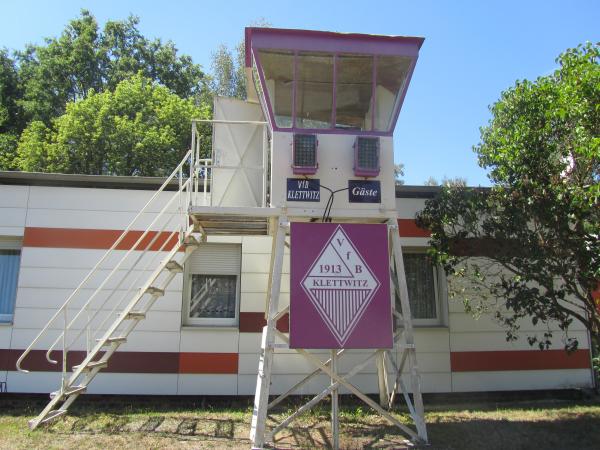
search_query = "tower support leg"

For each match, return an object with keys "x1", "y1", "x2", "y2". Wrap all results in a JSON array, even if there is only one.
[
  {"x1": 331, "y1": 349, "x2": 339, "y2": 450},
  {"x1": 250, "y1": 216, "x2": 288, "y2": 449},
  {"x1": 388, "y1": 218, "x2": 428, "y2": 443}
]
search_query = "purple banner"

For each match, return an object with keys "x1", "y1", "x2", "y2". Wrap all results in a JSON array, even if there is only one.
[{"x1": 289, "y1": 223, "x2": 393, "y2": 349}]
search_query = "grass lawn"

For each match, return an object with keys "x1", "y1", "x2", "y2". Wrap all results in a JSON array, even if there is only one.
[{"x1": 0, "y1": 394, "x2": 599, "y2": 449}]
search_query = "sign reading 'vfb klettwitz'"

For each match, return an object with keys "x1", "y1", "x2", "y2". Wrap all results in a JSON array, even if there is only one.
[
  {"x1": 287, "y1": 178, "x2": 320, "y2": 202},
  {"x1": 290, "y1": 223, "x2": 393, "y2": 349}
]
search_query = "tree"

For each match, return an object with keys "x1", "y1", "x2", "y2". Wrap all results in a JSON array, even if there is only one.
[
  {"x1": 423, "y1": 176, "x2": 468, "y2": 187},
  {"x1": 416, "y1": 43, "x2": 600, "y2": 351},
  {"x1": 210, "y1": 42, "x2": 246, "y2": 100},
  {"x1": 0, "y1": 49, "x2": 24, "y2": 169},
  {"x1": 16, "y1": 74, "x2": 210, "y2": 176},
  {"x1": 16, "y1": 10, "x2": 206, "y2": 126},
  {"x1": 209, "y1": 19, "x2": 271, "y2": 100},
  {"x1": 394, "y1": 163, "x2": 405, "y2": 185}
]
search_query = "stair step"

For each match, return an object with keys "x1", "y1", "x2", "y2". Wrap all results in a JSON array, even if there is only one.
[
  {"x1": 50, "y1": 385, "x2": 86, "y2": 399},
  {"x1": 145, "y1": 286, "x2": 164, "y2": 296},
  {"x1": 125, "y1": 311, "x2": 146, "y2": 320},
  {"x1": 165, "y1": 260, "x2": 184, "y2": 273},
  {"x1": 96, "y1": 336, "x2": 127, "y2": 345},
  {"x1": 72, "y1": 360, "x2": 108, "y2": 371},
  {"x1": 32, "y1": 409, "x2": 67, "y2": 427}
]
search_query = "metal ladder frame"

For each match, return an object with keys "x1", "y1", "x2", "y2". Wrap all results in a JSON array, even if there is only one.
[{"x1": 16, "y1": 135, "x2": 211, "y2": 429}]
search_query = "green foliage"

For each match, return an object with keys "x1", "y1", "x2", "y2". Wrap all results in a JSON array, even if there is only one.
[
  {"x1": 16, "y1": 74, "x2": 209, "y2": 176},
  {"x1": 209, "y1": 20, "x2": 271, "y2": 100},
  {"x1": 422, "y1": 176, "x2": 468, "y2": 187},
  {"x1": 0, "y1": 133, "x2": 18, "y2": 170},
  {"x1": 16, "y1": 10, "x2": 206, "y2": 126},
  {"x1": 417, "y1": 42, "x2": 600, "y2": 349},
  {"x1": 0, "y1": 10, "x2": 213, "y2": 174},
  {"x1": 394, "y1": 163, "x2": 405, "y2": 185},
  {"x1": 210, "y1": 42, "x2": 247, "y2": 100},
  {"x1": 0, "y1": 49, "x2": 24, "y2": 168},
  {"x1": 0, "y1": 49, "x2": 24, "y2": 133}
]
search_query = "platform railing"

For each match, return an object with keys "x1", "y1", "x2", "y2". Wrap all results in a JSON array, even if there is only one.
[{"x1": 16, "y1": 147, "x2": 201, "y2": 386}]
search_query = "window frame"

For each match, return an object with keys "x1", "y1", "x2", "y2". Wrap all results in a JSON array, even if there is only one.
[
  {"x1": 253, "y1": 49, "x2": 416, "y2": 137},
  {"x1": 0, "y1": 237, "x2": 22, "y2": 324},
  {"x1": 399, "y1": 248, "x2": 447, "y2": 327},
  {"x1": 182, "y1": 244, "x2": 242, "y2": 327}
]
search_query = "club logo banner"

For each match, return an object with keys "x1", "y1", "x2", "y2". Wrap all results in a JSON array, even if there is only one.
[{"x1": 290, "y1": 223, "x2": 393, "y2": 349}]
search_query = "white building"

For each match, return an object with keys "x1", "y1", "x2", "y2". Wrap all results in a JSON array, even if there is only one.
[{"x1": 0, "y1": 173, "x2": 593, "y2": 395}]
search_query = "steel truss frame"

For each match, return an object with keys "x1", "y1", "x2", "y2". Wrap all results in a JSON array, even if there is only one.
[{"x1": 250, "y1": 216, "x2": 428, "y2": 449}]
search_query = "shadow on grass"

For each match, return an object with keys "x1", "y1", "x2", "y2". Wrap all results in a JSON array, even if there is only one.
[
  {"x1": 334, "y1": 415, "x2": 600, "y2": 450},
  {"x1": 2, "y1": 394, "x2": 599, "y2": 449}
]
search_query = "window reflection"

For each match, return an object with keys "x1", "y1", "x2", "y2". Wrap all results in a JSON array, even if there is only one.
[
  {"x1": 258, "y1": 50, "x2": 294, "y2": 128},
  {"x1": 256, "y1": 49, "x2": 412, "y2": 132},
  {"x1": 374, "y1": 56, "x2": 412, "y2": 131},
  {"x1": 336, "y1": 54, "x2": 373, "y2": 131},
  {"x1": 295, "y1": 52, "x2": 333, "y2": 129}
]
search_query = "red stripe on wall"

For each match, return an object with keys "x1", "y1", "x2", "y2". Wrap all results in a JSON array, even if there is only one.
[
  {"x1": 239, "y1": 312, "x2": 290, "y2": 333},
  {"x1": 22, "y1": 220, "x2": 430, "y2": 251},
  {"x1": 23, "y1": 227, "x2": 180, "y2": 251},
  {"x1": 0, "y1": 349, "x2": 235, "y2": 374},
  {"x1": 398, "y1": 219, "x2": 430, "y2": 238},
  {"x1": 450, "y1": 349, "x2": 591, "y2": 372},
  {"x1": 179, "y1": 352, "x2": 238, "y2": 374}
]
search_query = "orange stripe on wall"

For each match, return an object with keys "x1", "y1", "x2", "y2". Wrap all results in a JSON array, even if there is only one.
[
  {"x1": 22, "y1": 220, "x2": 430, "y2": 251},
  {"x1": 398, "y1": 219, "x2": 430, "y2": 237},
  {"x1": 179, "y1": 352, "x2": 238, "y2": 374},
  {"x1": 23, "y1": 227, "x2": 180, "y2": 251},
  {"x1": 450, "y1": 349, "x2": 591, "y2": 372}
]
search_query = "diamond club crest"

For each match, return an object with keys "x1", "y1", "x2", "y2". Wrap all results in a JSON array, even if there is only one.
[{"x1": 301, "y1": 226, "x2": 381, "y2": 346}]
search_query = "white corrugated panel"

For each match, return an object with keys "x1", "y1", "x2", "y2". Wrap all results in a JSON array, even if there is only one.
[{"x1": 187, "y1": 244, "x2": 241, "y2": 275}]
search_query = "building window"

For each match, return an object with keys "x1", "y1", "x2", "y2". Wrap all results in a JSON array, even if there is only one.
[
  {"x1": 397, "y1": 251, "x2": 444, "y2": 326},
  {"x1": 183, "y1": 243, "x2": 241, "y2": 326},
  {"x1": 295, "y1": 52, "x2": 334, "y2": 129},
  {"x1": 255, "y1": 49, "x2": 414, "y2": 134},
  {"x1": 0, "y1": 238, "x2": 21, "y2": 323},
  {"x1": 257, "y1": 49, "x2": 294, "y2": 128},
  {"x1": 336, "y1": 54, "x2": 373, "y2": 131}
]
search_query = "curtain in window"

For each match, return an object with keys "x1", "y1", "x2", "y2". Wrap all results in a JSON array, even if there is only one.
[
  {"x1": 0, "y1": 250, "x2": 20, "y2": 320},
  {"x1": 189, "y1": 274, "x2": 237, "y2": 319},
  {"x1": 403, "y1": 253, "x2": 437, "y2": 319}
]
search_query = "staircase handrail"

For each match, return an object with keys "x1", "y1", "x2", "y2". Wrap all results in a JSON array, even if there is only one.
[
  {"x1": 43, "y1": 178, "x2": 191, "y2": 363},
  {"x1": 17, "y1": 148, "x2": 194, "y2": 373}
]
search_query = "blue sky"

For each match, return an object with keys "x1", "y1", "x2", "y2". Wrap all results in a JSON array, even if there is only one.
[{"x1": 1, "y1": 0, "x2": 598, "y2": 185}]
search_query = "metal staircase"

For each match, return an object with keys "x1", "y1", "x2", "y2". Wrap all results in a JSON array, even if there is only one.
[{"x1": 16, "y1": 135, "x2": 210, "y2": 429}]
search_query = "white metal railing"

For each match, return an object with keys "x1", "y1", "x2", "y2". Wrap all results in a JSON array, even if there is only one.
[
  {"x1": 16, "y1": 142, "x2": 207, "y2": 385},
  {"x1": 16, "y1": 118, "x2": 261, "y2": 386}
]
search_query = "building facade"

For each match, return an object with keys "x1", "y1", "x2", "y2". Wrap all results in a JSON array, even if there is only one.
[{"x1": 0, "y1": 172, "x2": 594, "y2": 396}]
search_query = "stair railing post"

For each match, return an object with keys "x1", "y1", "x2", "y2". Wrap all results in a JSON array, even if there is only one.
[
  {"x1": 178, "y1": 166, "x2": 184, "y2": 243},
  {"x1": 86, "y1": 304, "x2": 91, "y2": 356},
  {"x1": 62, "y1": 306, "x2": 67, "y2": 391},
  {"x1": 203, "y1": 160, "x2": 208, "y2": 205},
  {"x1": 191, "y1": 120, "x2": 197, "y2": 205}
]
